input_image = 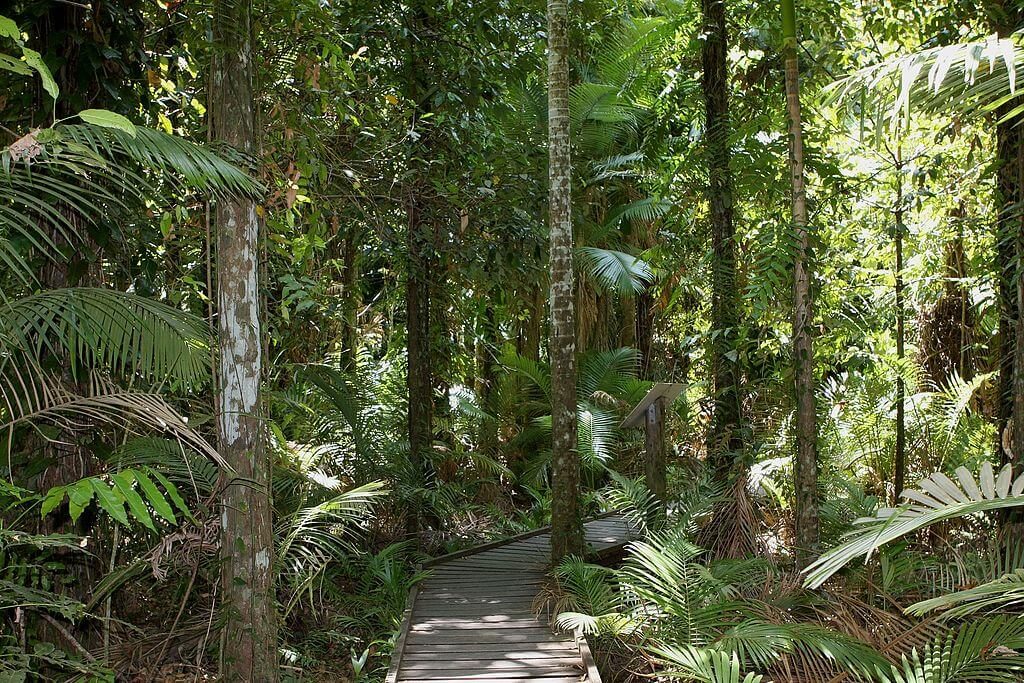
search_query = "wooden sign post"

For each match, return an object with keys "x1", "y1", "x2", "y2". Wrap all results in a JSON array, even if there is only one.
[{"x1": 621, "y1": 383, "x2": 684, "y2": 516}]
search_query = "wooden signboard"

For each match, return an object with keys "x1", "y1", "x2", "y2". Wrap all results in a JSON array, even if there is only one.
[{"x1": 620, "y1": 383, "x2": 684, "y2": 514}]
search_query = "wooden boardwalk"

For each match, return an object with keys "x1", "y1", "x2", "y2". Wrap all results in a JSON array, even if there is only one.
[{"x1": 386, "y1": 514, "x2": 638, "y2": 683}]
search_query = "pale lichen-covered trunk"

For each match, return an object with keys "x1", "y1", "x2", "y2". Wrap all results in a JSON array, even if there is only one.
[
  {"x1": 210, "y1": 2, "x2": 278, "y2": 679},
  {"x1": 547, "y1": 0, "x2": 583, "y2": 562},
  {"x1": 701, "y1": 0, "x2": 743, "y2": 477},
  {"x1": 783, "y1": 0, "x2": 819, "y2": 566}
]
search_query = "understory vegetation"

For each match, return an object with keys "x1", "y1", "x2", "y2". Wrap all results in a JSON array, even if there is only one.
[{"x1": 2, "y1": 0, "x2": 1024, "y2": 681}]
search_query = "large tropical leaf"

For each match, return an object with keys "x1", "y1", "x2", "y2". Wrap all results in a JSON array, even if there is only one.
[
  {"x1": 59, "y1": 124, "x2": 260, "y2": 199},
  {"x1": 0, "y1": 121, "x2": 260, "y2": 284},
  {"x1": 577, "y1": 246, "x2": 654, "y2": 295},
  {"x1": 655, "y1": 644, "x2": 764, "y2": 683},
  {"x1": 906, "y1": 569, "x2": 1024, "y2": 619},
  {"x1": 276, "y1": 481, "x2": 386, "y2": 613},
  {"x1": 0, "y1": 362, "x2": 222, "y2": 467},
  {"x1": 804, "y1": 462, "x2": 1024, "y2": 588},
  {"x1": 824, "y1": 33, "x2": 1024, "y2": 128},
  {"x1": 1, "y1": 288, "x2": 211, "y2": 387}
]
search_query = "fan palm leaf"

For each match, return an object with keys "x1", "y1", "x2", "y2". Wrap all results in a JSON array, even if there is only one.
[
  {"x1": 804, "y1": 462, "x2": 1024, "y2": 588},
  {"x1": 577, "y1": 246, "x2": 654, "y2": 295}
]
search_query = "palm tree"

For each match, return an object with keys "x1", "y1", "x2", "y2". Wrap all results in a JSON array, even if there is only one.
[
  {"x1": 547, "y1": 0, "x2": 584, "y2": 561},
  {"x1": 782, "y1": 0, "x2": 820, "y2": 566}
]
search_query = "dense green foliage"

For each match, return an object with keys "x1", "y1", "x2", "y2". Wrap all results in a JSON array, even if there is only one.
[{"x1": 1, "y1": 0, "x2": 1023, "y2": 680}]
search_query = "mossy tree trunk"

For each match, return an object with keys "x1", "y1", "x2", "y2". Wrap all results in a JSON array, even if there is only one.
[{"x1": 701, "y1": 0, "x2": 744, "y2": 477}]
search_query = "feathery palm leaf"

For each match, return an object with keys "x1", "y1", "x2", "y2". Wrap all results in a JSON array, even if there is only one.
[
  {"x1": 824, "y1": 34, "x2": 1024, "y2": 128},
  {"x1": 276, "y1": 481, "x2": 386, "y2": 613},
  {"x1": 0, "y1": 362, "x2": 222, "y2": 466},
  {"x1": 1, "y1": 288, "x2": 211, "y2": 387},
  {"x1": 655, "y1": 644, "x2": 764, "y2": 683},
  {"x1": 907, "y1": 569, "x2": 1024, "y2": 619},
  {"x1": 878, "y1": 616, "x2": 1024, "y2": 683}
]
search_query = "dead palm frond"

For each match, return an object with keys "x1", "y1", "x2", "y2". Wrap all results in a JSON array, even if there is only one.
[{"x1": 0, "y1": 360, "x2": 222, "y2": 467}]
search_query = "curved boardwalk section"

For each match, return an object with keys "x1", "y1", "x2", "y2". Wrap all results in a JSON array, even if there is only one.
[{"x1": 387, "y1": 514, "x2": 638, "y2": 683}]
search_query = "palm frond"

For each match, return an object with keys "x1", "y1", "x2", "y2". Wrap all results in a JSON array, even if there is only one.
[
  {"x1": 0, "y1": 362, "x2": 222, "y2": 467},
  {"x1": 276, "y1": 481, "x2": 386, "y2": 613},
  {"x1": 577, "y1": 247, "x2": 654, "y2": 295},
  {"x1": 59, "y1": 123, "x2": 262, "y2": 199},
  {"x1": 804, "y1": 462, "x2": 1024, "y2": 588},
  {"x1": 906, "y1": 569, "x2": 1024, "y2": 619},
  {"x1": 824, "y1": 34, "x2": 1024, "y2": 128},
  {"x1": 878, "y1": 616, "x2": 1024, "y2": 683},
  {"x1": 1, "y1": 288, "x2": 211, "y2": 387},
  {"x1": 654, "y1": 644, "x2": 764, "y2": 683}
]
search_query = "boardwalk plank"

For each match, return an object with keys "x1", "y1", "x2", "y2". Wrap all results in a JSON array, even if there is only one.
[{"x1": 389, "y1": 514, "x2": 637, "y2": 683}]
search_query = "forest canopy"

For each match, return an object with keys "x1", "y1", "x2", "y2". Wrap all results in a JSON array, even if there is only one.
[{"x1": 1, "y1": 0, "x2": 1024, "y2": 681}]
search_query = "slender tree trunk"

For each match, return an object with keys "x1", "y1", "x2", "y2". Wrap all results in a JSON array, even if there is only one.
[
  {"x1": 210, "y1": 2, "x2": 277, "y2": 679},
  {"x1": 782, "y1": 0, "x2": 819, "y2": 565},
  {"x1": 547, "y1": 0, "x2": 583, "y2": 562},
  {"x1": 406, "y1": 184, "x2": 434, "y2": 538},
  {"x1": 989, "y1": 3, "x2": 1021, "y2": 471},
  {"x1": 701, "y1": 0, "x2": 743, "y2": 478},
  {"x1": 340, "y1": 226, "x2": 360, "y2": 371},
  {"x1": 476, "y1": 300, "x2": 498, "y2": 453},
  {"x1": 637, "y1": 291, "x2": 654, "y2": 378},
  {"x1": 893, "y1": 152, "x2": 907, "y2": 501},
  {"x1": 403, "y1": 1, "x2": 442, "y2": 540},
  {"x1": 1009, "y1": 98, "x2": 1024, "y2": 535}
]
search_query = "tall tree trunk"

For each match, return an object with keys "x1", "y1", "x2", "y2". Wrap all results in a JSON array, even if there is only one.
[
  {"x1": 339, "y1": 225, "x2": 360, "y2": 371},
  {"x1": 989, "y1": 2, "x2": 1021, "y2": 472},
  {"x1": 547, "y1": 0, "x2": 583, "y2": 562},
  {"x1": 210, "y1": 2, "x2": 277, "y2": 679},
  {"x1": 893, "y1": 151, "x2": 907, "y2": 502},
  {"x1": 782, "y1": 0, "x2": 819, "y2": 565},
  {"x1": 701, "y1": 0, "x2": 743, "y2": 476},
  {"x1": 986, "y1": 1, "x2": 1024, "y2": 539},
  {"x1": 404, "y1": 1, "x2": 438, "y2": 540},
  {"x1": 406, "y1": 184, "x2": 434, "y2": 539}
]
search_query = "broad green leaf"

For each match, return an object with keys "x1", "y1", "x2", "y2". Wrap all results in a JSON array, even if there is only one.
[
  {"x1": 67, "y1": 481, "x2": 94, "y2": 523},
  {"x1": 78, "y1": 109, "x2": 137, "y2": 137},
  {"x1": 40, "y1": 486, "x2": 66, "y2": 517},
  {"x1": 0, "y1": 53, "x2": 31, "y2": 75},
  {"x1": 111, "y1": 470, "x2": 155, "y2": 531},
  {"x1": 149, "y1": 469, "x2": 194, "y2": 523},
  {"x1": 0, "y1": 15, "x2": 20, "y2": 41},
  {"x1": 20, "y1": 47, "x2": 57, "y2": 101},
  {"x1": 89, "y1": 479, "x2": 129, "y2": 526},
  {"x1": 134, "y1": 469, "x2": 176, "y2": 525}
]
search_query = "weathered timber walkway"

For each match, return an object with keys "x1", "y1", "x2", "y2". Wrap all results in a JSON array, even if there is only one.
[{"x1": 387, "y1": 513, "x2": 639, "y2": 683}]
